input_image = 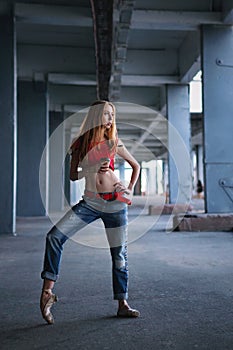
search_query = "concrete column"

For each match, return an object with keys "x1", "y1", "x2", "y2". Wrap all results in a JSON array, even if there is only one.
[
  {"x1": 166, "y1": 85, "x2": 192, "y2": 204},
  {"x1": 118, "y1": 160, "x2": 125, "y2": 182},
  {"x1": 196, "y1": 145, "x2": 204, "y2": 184},
  {"x1": 162, "y1": 160, "x2": 168, "y2": 194},
  {"x1": 48, "y1": 111, "x2": 65, "y2": 213},
  {"x1": 134, "y1": 165, "x2": 142, "y2": 195},
  {"x1": 0, "y1": 16, "x2": 17, "y2": 234},
  {"x1": 201, "y1": 25, "x2": 233, "y2": 213},
  {"x1": 64, "y1": 128, "x2": 71, "y2": 207},
  {"x1": 17, "y1": 81, "x2": 48, "y2": 216}
]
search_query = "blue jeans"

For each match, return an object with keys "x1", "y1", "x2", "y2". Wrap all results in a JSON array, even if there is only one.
[{"x1": 41, "y1": 195, "x2": 129, "y2": 300}]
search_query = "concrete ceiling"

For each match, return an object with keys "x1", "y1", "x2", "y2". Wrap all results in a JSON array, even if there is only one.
[{"x1": 2, "y1": 0, "x2": 233, "y2": 161}]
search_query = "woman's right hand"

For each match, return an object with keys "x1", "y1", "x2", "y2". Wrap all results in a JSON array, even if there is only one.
[
  {"x1": 82, "y1": 159, "x2": 110, "y2": 175},
  {"x1": 98, "y1": 158, "x2": 110, "y2": 173}
]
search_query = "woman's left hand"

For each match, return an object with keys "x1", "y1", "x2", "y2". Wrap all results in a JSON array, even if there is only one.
[
  {"x1": 114, "y1": 182, "x2": 133, "y2": 204},
  {"x1": 113, "y1": 182, "x2": 131, "y2": 195}
]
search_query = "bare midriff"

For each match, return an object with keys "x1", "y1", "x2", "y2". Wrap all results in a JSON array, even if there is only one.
[{"x1": 85, "y1": 169, "x2": 119, "y2": 193}]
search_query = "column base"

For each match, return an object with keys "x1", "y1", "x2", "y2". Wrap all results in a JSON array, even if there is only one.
[
  {"x1": 149, "y1": 203, "x2": 192, "y2": 215},
  {"x1": 173, "y1": 213, "x2": 233, "y2": 231}
]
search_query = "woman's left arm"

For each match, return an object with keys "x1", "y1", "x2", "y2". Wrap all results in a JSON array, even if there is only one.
[{"x1": 116, "y1": 139, "x2": 140, "y2": 191}]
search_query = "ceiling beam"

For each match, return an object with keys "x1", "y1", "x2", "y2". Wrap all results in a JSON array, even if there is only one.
[
  {"x1": 63, "y1": 105, "x2": 88, "y2": 113},
  {"x1": 47, "y1": 73, "x2": 179, "y2": 87},
  {"x1": 64, "y1": 102, "x2": 159, "y2": 114},
  {"x1": 222, "y1": 0, "x2": 233, "y2": 24},
  {"x1": 15, "y1": 3, "x2": 92, "y2": 27},
  {"x1": 17, "y1": 45, "x2": 96, "y2": 80},
  {"x1": 48, "y1": 73, "x2": 97, "y2": 86},
  {"x1": 130, "y1": 116, "x2": 167, "y2": 156},
  {"x1": 131, "y1": 10, "x2": 222, "y2": 31},
  {"x1": 179, "y1": 31, "x2": 201, "y2": 82},
  {"x1": 110, "y1": 0, "x2": 135, "y2": 101},
  {"x1": 125, "y1": 49, "x2": 179, "y2": 75},
  {"x1": 90, "y1": 0, "x2": 113, "y2": 100},
  {"x1": 122, "y1": 74, "x2": 179, "y2": 86}
]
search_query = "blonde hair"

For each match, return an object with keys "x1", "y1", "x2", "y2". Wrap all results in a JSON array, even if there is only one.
[{"x1": 71, "y1": 100, "x2": 117, "y2": 161}]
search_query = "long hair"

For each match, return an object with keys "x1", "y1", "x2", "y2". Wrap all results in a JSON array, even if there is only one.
[{"x1": 71, "y1": 100, "x2": 117, "y2": 161}]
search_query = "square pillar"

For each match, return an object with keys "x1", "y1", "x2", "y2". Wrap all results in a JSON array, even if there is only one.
[
  {"x1": 0, "y1": 15, "x2": 17, "y2": 233},
  {"x1": 48, "y1": 111, "x2": 65, "y2": 213},
  {"x1": 64, "y1": 127, "x2": 72, "y2": 207},
  {"x1": 166, "y1": 85, "x2": 192, "y2": 204},
  {"x1": 196, "y1": 145, "x2": 204, "y2": 184},
  {"x1": 201, "y1": 25, "x2": 233, "y2": 213},
  {"x1": 17, "y1": 81, "x2": 49, "y2": 216}
]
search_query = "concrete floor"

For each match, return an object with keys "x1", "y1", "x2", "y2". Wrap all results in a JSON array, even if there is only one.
[{"x1": 1, "y1": 196, "x2": 233, "y2": 350}]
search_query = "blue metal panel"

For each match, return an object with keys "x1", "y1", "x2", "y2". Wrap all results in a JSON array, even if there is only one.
[
  {"x1": 205, "y1": 164, "x2": 233, "y2": 212},
  {"x1": 202, "y1": 26, "x2": 233, "y2": 213}
]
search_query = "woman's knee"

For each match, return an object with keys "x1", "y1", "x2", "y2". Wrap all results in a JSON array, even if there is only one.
[
  {"x1": 111, "y1": 245, "x2": 128, "y2": 269},
  {"x1": 46, "y1": 228, "x2": 67, "y2": 246}
]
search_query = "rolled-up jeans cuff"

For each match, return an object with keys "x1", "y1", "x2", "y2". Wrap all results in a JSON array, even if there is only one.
[
  {"x1": 41, "y1": 271, "x2": 58, "y2": 282},
  {"x1": 114, "y1": 293, "x2": 128, "y2": 300}
]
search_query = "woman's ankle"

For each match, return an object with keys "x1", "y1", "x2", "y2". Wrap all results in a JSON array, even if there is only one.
[
  {"x1": 118, "y1": 300, "x2": 129, "y2": 308},
  {"x1": 42, "y1": 288, "x2": 53, "y2": 295},
  {"x1": 42, "y1": 279, "x2": 55, "y2": 292}
]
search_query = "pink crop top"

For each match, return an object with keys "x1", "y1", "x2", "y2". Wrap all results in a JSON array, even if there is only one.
[{"x1": 71, "y1": 138, "x2": 116, "y2": 171}]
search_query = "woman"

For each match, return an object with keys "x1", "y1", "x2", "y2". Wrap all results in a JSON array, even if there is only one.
[{"x1": 40, "y1": 100, "x2": 140, "y2": 324}]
